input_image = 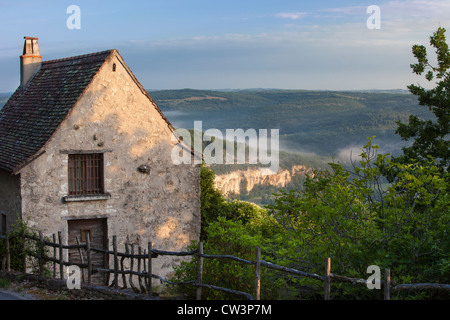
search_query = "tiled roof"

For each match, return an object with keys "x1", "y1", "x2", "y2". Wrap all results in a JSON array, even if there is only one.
[{"x1": 0, "y1": 50, "x2": 113, "y2": 172}]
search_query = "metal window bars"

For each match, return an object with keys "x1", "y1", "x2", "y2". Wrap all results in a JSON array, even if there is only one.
[{"x1": 68, "y1": 153, "x2": 104, "y2": 195}]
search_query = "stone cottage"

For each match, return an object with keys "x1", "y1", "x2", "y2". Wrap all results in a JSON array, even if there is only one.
[{"x1": 0, "y1": 37, "x2": 201, "y2": 285}]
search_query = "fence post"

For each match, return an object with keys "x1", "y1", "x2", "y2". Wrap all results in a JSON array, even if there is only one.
[
  {"x1": 147, "y1": 241, "x2": 152, "y2": 297},
  {"x1": 113, "y1": 236, "x2": 118, "y2": 289},
  {"x1": 38, "y1": 231, "x2": 44, "y2": 277},
  {"x1": 121, "y1": 244, "x2": 128, "y2": 288},
  {"x1": 58, "y1": 231, "x2": 63, "y2": 280},
  {"x1": 129, "y1": 244, "x2": 138, "y2": 292},
  {"x1": 75, "y1": 237, "x2": 85, "y2": 282},
  {"x1": 22, "y1": 233, "x2": 27, "y2": 274},
  {"x1": 196, "y1": 241, "x2": 203, "y2": 300},
  {"x1": 255, "y1": 247, "x2": 261, "y2": 300},
  {"x1": 324, "y1": 257, "x2": 331, "y2": 300},
  {"x1": 5, "y1": 233, "x2": 10, "y2": 272},
  {"x1": 384, "y1": 269, "x2": 391, "y2": 300},
  {"x1": 105, "y1": 238, "x2": 110, "y2": 286},
  {"x1": 52, "y1": 234, "x2": 56, "y2": 278},
  {"x1": 86, "y1": 233, "x2": 91, "y2": 285},
  {"x1": 138, "y1": 246, "x2": 145, "y2": 292}
]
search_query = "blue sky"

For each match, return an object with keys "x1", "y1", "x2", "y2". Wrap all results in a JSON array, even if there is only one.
[{"x1": 0, "y1": 0, "x2": 449, "y2": 92}]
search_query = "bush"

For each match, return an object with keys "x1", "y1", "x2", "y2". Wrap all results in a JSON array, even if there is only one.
[
  {"x1": 170, "y1": 211, "x2": 287, "y2": 300},
  {"x1": 0, "y1": 218, "x2": 51, "y2": 276},
  {"x1": 267, "y1": 139, "x2": 449, "y2": 299}
]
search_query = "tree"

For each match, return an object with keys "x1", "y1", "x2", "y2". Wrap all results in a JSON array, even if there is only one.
[
  {"x1": 395, "y1": 27, "x2": 450, "y2": 171},
  {"x1": 199, "y1": 164, "x2": 228, "y2": 240},
  {"x1": 200, "y1": 164, "x2": 270, "y2": 239},
  {"x1": 267, "y1": 138, "x2": 449, "y2": 298}
]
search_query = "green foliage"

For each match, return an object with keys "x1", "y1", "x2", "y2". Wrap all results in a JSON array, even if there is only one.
[
  {"x1": 0, "y1": 277, "x2": 11, "y2": 289},
  {"x1": 0, "y1": 218, "x2": 51, "y2": 276},
  {"x1": 200, "y1": 164, "x2": 228, "y2": 241},
  {"x1": 200, "y1": 163, "x2": 275, "y2": 238},
  {"x1": 174, "y1": 163, "x2": 287, "y2": 299},
  {"x1": 267, "y1": 138, "x2": 449, "y2": 299},
  {"x1": 176, "y1": 137, "x2": 449, "y2": 300},
  {"x1": 395, "y1": 27, "x2": 450, "y2": 171},
  {"x1": 171, "y1": 213, "x2": 286, "y2": 300}
]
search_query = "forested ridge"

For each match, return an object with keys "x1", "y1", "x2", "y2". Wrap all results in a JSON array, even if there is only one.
[
  {"x1": 151, "y1": 88, "x2": 431, "y2": 157},
  {"x1": 144, "y1": 88, "x2": 437, "y2": 204}
]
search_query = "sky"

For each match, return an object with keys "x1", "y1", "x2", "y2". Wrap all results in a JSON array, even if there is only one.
[{"x1": 0, "y1": 0, "x2": 449, "y2": 92}]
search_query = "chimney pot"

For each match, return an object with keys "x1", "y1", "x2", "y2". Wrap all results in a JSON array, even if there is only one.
[{"x1": 20, "y1": 36, "x2": 42, "y2": 89}]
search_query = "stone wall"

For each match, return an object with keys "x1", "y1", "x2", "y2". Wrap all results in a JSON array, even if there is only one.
[
  {"x1": 0, "y1": 169, "x2": 22, "y2": 232},
  {"x1": 16, "y1": 51, "x2": 201, "y2": 285}
]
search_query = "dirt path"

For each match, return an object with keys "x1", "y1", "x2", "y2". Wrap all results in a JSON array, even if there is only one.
[
  {"x1": 0, "y1": 279, "x2": 69, "y2": 300},
  {"x1": 0, "y1": 288, "x2": 36, "y2": 300}
]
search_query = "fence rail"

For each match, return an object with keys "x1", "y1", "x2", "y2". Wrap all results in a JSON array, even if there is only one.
[{"x1": 1, "y1": 231, "x2": 449, "y2": 300}]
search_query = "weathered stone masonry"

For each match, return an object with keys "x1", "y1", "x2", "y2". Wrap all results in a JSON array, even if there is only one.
[{"x1": 0, "y1": 39, "x2": 201, "y2": 285}]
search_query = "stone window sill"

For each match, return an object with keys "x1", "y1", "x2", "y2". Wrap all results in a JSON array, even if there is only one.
[{"x1": 63, "y1": 193, "x2": 111, "y2": 203}]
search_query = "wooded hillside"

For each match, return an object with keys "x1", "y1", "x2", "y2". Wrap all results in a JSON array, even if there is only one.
[{"x1": 150, "y1": 89, "x2": 431, "y2": 157}]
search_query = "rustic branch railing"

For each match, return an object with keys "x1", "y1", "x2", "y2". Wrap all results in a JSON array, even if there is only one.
[{"x1": 1, "y1": 232, "x2": 449, "y2": 300}]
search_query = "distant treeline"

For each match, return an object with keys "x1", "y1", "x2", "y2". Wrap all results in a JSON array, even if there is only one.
[
  {"x1": 0, "y1": 93, "x2": 12, "y2": 110},
  {"x1": 150, "y1": 89, "x2": 431, "y2": 157}
]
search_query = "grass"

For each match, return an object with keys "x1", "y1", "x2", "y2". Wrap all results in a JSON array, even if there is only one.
[{"x1": 0, "y1": 277, "x2": 11, "y2": 289}]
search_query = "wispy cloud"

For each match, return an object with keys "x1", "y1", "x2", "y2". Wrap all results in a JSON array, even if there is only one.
[
  {"x1": 319, "y1": 5, "x2": 366, "y2": 16},
  {"x1": 275, "y1": 12, "x2": 307, "y2": 20},
  {"x1": 318, "y1": 0, "x2": 450, "y2": 22},
  {"x1": 383, "y1": 0, "x2": 450, "y2": 19}
]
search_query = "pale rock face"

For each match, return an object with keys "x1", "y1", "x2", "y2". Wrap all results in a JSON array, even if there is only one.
[{"x1": 214, "y1": 165, "x2": 312, "y2": 195}]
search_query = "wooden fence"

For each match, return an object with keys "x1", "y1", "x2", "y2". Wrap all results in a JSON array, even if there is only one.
[{"x1": 1, "y1": 232, "x2": 449, "y2": 300}]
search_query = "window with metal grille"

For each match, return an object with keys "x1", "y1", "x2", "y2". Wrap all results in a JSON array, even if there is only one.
[{"x1": 68, "y1": 153, "x2": 104, "y2": 195}]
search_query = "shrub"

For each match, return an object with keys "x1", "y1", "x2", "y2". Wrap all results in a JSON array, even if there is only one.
[{"x1": 0, "y1": 218, "x2": 51, "y2": 276}]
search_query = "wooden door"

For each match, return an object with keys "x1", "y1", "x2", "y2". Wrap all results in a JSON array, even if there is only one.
[{"x1": 68, "y1": 218, "x2": 107, "y2": 284}]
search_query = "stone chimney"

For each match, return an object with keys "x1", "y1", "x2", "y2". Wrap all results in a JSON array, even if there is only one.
[{"x1": 20, "y1": 36, "x2": 42, "y2": 89}]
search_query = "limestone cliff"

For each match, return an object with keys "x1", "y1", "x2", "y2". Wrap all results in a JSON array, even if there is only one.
[{"x1": 214, "y1": 165, "x2": 312, "y2": 195}]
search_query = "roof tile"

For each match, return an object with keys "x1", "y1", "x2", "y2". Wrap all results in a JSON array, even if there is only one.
[{"x1": 0, "y1": 50, "x2": 112, "y2": 172}]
